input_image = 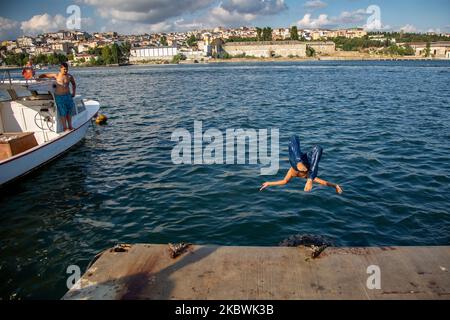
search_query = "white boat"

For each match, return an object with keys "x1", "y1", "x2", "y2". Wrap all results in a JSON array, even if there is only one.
[{"x1": 0, "y1": 76, "x2": 100, "y2": 186}]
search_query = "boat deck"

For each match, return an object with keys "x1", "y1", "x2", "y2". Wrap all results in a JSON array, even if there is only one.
[{"x1": 63, "y1": 244, "x2": 450, "y2": 300}]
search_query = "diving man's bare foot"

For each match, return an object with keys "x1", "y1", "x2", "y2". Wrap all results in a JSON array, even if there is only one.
[
  {"x1": 304, "y1": 179, "x2": 313, "y2": 192},
  {"x1": 335, "y1": 185, "x2": 343, "y2": 194}
]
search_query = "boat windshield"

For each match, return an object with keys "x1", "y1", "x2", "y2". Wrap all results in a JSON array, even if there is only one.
[
  {"x1": 0, "y1": 79, "x2": 55, "y2": 101},
  {"x1": 0, "y1": 88, "x2": 11, "y2": 102}
]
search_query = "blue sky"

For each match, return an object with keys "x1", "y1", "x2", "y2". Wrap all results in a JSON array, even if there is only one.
[{"x1": 1, "y1": 0, "x2": 449, "y2": 40}]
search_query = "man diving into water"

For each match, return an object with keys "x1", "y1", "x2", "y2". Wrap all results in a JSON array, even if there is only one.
[{"x1": 260, "y1": 135, "x2": 343, "y2": 194}]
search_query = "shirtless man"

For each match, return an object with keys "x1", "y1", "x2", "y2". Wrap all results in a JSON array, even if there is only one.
[
  {"x1": 260, "y1": 135, "x2": 343, "y2": 194},
  {"x1": 39, "y1": 62, "x2": 76, "y2": 131}
]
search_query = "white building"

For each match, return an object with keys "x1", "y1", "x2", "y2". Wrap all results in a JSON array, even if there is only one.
[
  {"x1": 16, "y1": 36, "x2": 34, "y2": 48},
  {"x1": 129, "y1": 46, "x2": 178, "y2": 62}
]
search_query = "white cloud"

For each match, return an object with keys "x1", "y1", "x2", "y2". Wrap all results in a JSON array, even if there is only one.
[
  {"x1": 0, "y1": 16, "x2": 20, "y2": 41},
  {"x1": 400, "y1": 24, "x2": 416, "y2": 33},
  {"x1": 99, "y1": 18, "x2": 202, "y2": 35},
  {"x1": 297, "y1": 9, "x2": 375, "y2": 29},
  {"x1": 427, "y1": 28, "x2": 441, "y2": 33},
  {"x1": 83, "y1": 0, "x2": 214, "y2": 24},
  {"x1": 0, "y1": 16, "x2": 19, "y2": 31},
  {"x1": 203, "y1": 0, "x2": 287, "y2": 26},
  {"x1": 303, "y1": 1, "x2": 327, "y2": 10},
  {"x1": 20, "y1": 14, "x2": 66, "y2": 35},
  {"x1": 221, "y1": 0, "x2": 287, "y2": 15},
  {"x1": 173, "y1": 19, "x2": 207, "y2": 31},
  {"x1": 208, "y1": 5, "x2": 256, "y2": 25},
  {"x1": 338, "y1": 9, "x2": 367, "y2": 24},
  {"x1": 79, "y1": 17, "x2": 95, "y2": 31},
  {"x1": 83, "y1": 0, "x2": 287, "y2": 32},
  {"x1": 297, "y1": 13, "x2": 330, "y2": 28}
]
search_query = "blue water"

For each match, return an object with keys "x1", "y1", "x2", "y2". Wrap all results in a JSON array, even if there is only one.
[{"x1": 1, "y1": 60, "x2": 450, "y2": 299}]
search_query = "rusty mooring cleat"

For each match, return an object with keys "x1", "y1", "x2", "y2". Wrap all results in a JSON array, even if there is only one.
[
  {"x1": 310, "y1": 245, "x2": 328, "y2": 259},
  {"x1": 279, "y1": 234, "x2": 332, "y2": 259},
  {"x1": 168, "y1": 242, "x2": 191, "y2": 258},
  {"x1": 110, "y1": 244, "x2": 132, "y2": 253}
]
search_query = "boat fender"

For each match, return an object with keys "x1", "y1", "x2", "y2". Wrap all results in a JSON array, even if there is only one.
[{"x1": 95, "y1": 113, "x2": 108, "y2": 125}]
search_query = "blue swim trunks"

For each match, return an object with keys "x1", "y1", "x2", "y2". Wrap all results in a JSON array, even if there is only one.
[
  {"x1": 55, "y1": 94, "x2": 75, "y2": 117},
  {"x1": 288, "y1": 135, "x2": 323, "y2": 180}
]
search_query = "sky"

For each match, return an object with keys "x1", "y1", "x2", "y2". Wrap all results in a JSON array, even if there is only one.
[{"x1": 0, "y1": 0, "x2": 449, "y2": 40}]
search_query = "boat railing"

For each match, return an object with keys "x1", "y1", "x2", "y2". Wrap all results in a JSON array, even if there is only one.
[{"x1": 0, "y1": 70, "x2": 56, "y2": 90}]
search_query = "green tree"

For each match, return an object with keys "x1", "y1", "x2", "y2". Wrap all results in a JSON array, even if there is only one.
[
  {"x1": 67, "y1": 53, "x2": 74, "y2": 61},
  {"x1": 290, "y1": 26, "x2": 299, "y2": 40},
  {"x1": 22, "y1": 56, "x2": 29, "y2": 66},
  {"x1": 34, "y1": 54, "x2": 48, "y2": 65},
  {"x1": 4, "y1": 52, "x2": 26, "y2": 66},
  {"x1": 220, "y1": 51, "x2": 232, "y2": 59},
  {"x1": 160, "y1": 35, "x2": 168, "y2": 46},
  {"x1": 385, "y1": 44, "x2": 415, "y2": 56},
  {"x1": 262, "y1": 27, "x2": 273, "y2": 41},
  {"x1": 187, "y1": 34, "x2": 197, "y2": 47},
  {"x1": 306, "y1": 45, "x2": 316, "y2": 57},
  {"x1": 95, "y1": 56, "x2": 104, "y2": 65},
  {"x1": 102, "y1": 46, "x2": 112, "y2": 64},
  {"x1": 424, "y1": 42, "x2": 431, "y2": 57},
  {"x1": 47, "y1": 53, "x2": 60, "y2": 65},
  {"x1": 111, "y1": 43, "x2": 120, "y2": 64},
  {"x1": 404, "y1": 44, "x2": 415, "y2": 56},
  {"x1": 119, "y1": 41, "x2": 131, "y2": 63},
  {"x1": 88, "y1": 47, "x2": 103, "y2": 55},
  {"x1": 171, "y1": 53, "x2": 186, "y2": 64},
  {"x1": 256, "y1": 27, "x2": 262, "y2": 41}
]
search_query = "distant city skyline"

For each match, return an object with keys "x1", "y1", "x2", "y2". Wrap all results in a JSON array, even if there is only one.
[{"x1": 1, "y1": 0, "x2": 449, "y2": 41}]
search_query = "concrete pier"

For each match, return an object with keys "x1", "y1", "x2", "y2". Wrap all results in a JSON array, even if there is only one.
[{"x1": 63, "y1": 244, "x2": 450, "y2": 300}]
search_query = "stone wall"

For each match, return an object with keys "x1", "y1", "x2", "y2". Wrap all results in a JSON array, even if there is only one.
[
  {"x1": 408, "y1": 42, "x2": 450, "y2": 58},
  {"x1": 223, "y1": 41, "x2": 307, "y2": 58},
  {"x1": 307, "y1": 42, "x2": 336, "y2": 55}
]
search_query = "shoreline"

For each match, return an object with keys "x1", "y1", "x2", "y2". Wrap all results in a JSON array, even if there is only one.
[
  {"x1": 1, "y1": 55, "x2": 446, "y2": 70},
  {"x1": 126, "y1": 54, "x2": 445, "y2": 66},
  {"x1": 207, "y1": 55, "x2": 441, "y2": 64}
]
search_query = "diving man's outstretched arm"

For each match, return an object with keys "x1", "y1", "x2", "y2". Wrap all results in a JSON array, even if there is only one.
[
  {"x1": 312, "y1": 177, "x2": 343, "y2": 194},
  {"x1": 260, "y1": 168, "x2": 296, "y2": 191}
]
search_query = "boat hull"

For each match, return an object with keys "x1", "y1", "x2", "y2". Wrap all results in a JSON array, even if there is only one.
[{"x1": 0, "y1": 103, "x2": 99, "y2": 186}]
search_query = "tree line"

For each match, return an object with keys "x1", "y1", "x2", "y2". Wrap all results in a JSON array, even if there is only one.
[
  {"x1": 1, "y1": 51, "x2": 67, "y2": 66},
  {"x1": 0, "y1": 42, "x2": 131, "y2": 67},
  {"x1": 332, "y1": 36, "x2": 417, "y2": 55},
  {"x1": 226, "y1": 26, "x2": 305, "y2": 43},
  {"x1": 86, "y1": 42, "x2": 131, "y2": 65}
]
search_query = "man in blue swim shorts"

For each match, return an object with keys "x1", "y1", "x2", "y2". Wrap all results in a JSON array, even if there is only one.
[
  {"x1": 260, "y1": 135, "x2": 343, "y2": 194},
  {"x1": 39, "y1": 62, "x2": 76, "y2": 131}
]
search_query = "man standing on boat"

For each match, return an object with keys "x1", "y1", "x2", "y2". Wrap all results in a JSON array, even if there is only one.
[{"x1": 39, "y1": 62, "x2": 76, "y2": 131}]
